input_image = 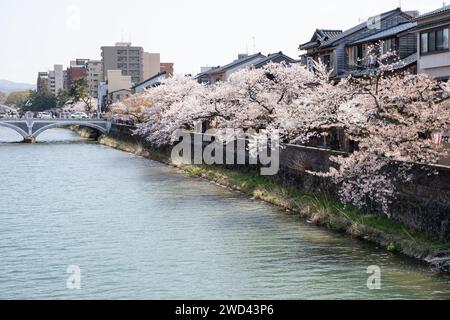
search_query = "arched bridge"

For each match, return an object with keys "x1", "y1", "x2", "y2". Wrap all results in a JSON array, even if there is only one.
[{"x1": 0, "y1": 114, "x2": 113, "y2": 142}]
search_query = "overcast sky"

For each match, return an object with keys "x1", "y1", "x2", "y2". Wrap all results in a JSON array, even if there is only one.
[{"x1": 0, "y1": 0, "x2": 447, "y2": 83}]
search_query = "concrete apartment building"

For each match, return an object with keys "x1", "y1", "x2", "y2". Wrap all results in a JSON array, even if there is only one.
[
  {"x1": 66, "y1": 59, "x2": 88, "y2": 88},
  {"x1": 37, "y1": 65, "x2": 63, "y2": 94},
  {"x1": 101, "y1": 43, "x2": 144, "y2": 84},
  {"x1": 160, "y1": 62, "x2": 174, "y2": 76},
  {"x1": 98, "y1": 82, "x2": 108, "y2": 111},
  {"x1": 71, "y1": 59, "x2": 90, "y2": 67},
  {"x1": 87, "y1": 60, "x2": 103, "y2": 98},
  {"x1": 37, "y1": 72, "x2": 49, "y2": 92},
  {"x1": 48, "y1": 64, "x2": 64, "y2": 95},
  {"x1": 106, "y1": 70, "x2": 131, "y2": 93},
  {"x1": 416, "y1": 5, "x2": 450, "y2": 79},
  {"x1": 143, "y1": 52, "x2": 161, "y2": 79},
  {"x1": 105, "y1": 70, "x2": 132, "y2": 103},
  {"x1": 66, "y1": 65, "x2": 87, "y2": 88}
]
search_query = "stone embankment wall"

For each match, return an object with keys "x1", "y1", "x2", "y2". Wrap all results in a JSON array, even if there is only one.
[{"x1": 106, "y1": 124, "x2": 450, "y2": 242}]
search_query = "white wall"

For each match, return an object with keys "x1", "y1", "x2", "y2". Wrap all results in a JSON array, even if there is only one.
[
  {"x1": 134, "y1": 73, "x2": 166, "y2": 93},
  {"x1": 107, "y1": 70, "x2": 132, "y2": 93},
  {"x1": 417, "y1": 32, "x2": 450, "y2": 79}
]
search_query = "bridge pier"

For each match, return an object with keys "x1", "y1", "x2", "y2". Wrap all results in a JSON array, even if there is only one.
[{"x1": 23, "y1": 137, "x2": 36, "y2": 144}]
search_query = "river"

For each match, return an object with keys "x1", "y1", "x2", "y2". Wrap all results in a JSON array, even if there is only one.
[{"x1": 0, "y1": 127, "x2": 449, "y2": 300}]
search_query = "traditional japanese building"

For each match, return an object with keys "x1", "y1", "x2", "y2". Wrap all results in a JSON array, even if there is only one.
[{"x1": 299, "y1": 8, "x2": 419, "y2": 78}]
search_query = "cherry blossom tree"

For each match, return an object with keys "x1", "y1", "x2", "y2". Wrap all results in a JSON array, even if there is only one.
[
  {"x1": 134, "y1": 76, "x2": 209, "y2": 146},
  {"x1": 62, "y1": 98, "x2": 98, "y2": 114},
  {"x1": 310, "y1": 45, "x2": 450, "y2": 213},
  {"x1": 184, "y1": 62, "x2": 322, "y2": 144},
  {"x1": 110, "y1": 94, "x2": 153, "y2": 125},
  {"x1": 116, "y1": 53, "x2": 450, "y2": 216}
]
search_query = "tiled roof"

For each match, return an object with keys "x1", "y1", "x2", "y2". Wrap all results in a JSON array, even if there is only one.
[
  {"x1": 109, "y1": 88, "x2": 132, "y2": 95},
  {"x1": 253, "y1": 52, "x2": 297, "y2": 68},
  {"x1": 299, "y1": 29, "x2": 342, "y2": 50},
  {"x1": 196, "y1": 53, "x2": 266, "y2": 78},
  {"x1": 318, "y1": 29, "x2": 343, "y2": 39},
  {"x1": 417, "y1": 5, "x2": 450, "y2": 20},
  {"x1": 131, "y1": 71, "x2": 167, "y2": 89},
  {"x1": 320, "y1": 7, "x2": 403, "y2": 48},
  {"x1": 350, "y1": 22, "x2": 417, "y2": 45},
  {"x1": 299, "y1": 41, "x2": 319, "y2": 50},
  {"x1": 401, "y1": 52, "x2": 418, "y2": 66},
  {"x1": 212, "y1": 53, "x2": 266, "y2": 73},
  {"x1": 195, "y1": 66, "x2": 220, "y2": 79},
  {"x1": 415, "y1": 17, "x2": 450, "y2": 32}
]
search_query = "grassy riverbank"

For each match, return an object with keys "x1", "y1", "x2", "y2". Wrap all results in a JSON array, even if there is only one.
[{"x1": 97, "y1": 134, "x2": 450, "y2": 271}]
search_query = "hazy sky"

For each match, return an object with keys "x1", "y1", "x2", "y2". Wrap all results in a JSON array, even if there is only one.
[{"x1": 0, "y1": 0, "x2": 447, "y2": 83}]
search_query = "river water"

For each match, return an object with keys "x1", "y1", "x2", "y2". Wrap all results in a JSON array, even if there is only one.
[{"x1": 0, "y1": 127, "x2": 449, "y2": 300}]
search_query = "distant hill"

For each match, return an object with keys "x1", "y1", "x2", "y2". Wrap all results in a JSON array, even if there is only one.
[{"x1": 0, "y1": 80, "x2": 35, "y2": 95}]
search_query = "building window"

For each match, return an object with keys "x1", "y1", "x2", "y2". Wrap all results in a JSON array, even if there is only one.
[
  {"x1": 381, "y1": 38, "x2": 396, "y2": 54},
  {"x1": 347, "y1": 46, "x2": 357, "y2": 66},
  {"x1": 421, "y1": 33, "x2": 428, "y2": 53},
  {"x1": 347, "y1": 45, "x2": 365, "y2": 67},
  {"x1": 322, "y1": 54, "x2": 332, "y2": 69},
  {"x1": 421, "y1": 28, "x2": 449, "y2": 54},
  {"x1": 306, "y1": 56, "x2": 314, "y2": 71}
]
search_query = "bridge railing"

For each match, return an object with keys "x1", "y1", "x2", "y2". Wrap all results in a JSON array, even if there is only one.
[
  {"x1": 0, "y1": 112, "x2": 112, "y2": 121},
  {"x1": 0, "y1": 115, "x2": 22, "y2": 120}
]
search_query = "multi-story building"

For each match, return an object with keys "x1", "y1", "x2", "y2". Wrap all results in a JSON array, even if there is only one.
[
  {"x1": 98, "y1": 82, "x2": 108, "y2": 112},
  {"x1": 160, "y1": 62, "x2": 174, "y2": 76},
  {"x1": 66, "y1": 65, "x2": 88, "y2": 88},
  {"x1": 71, "y1": 59, "x2": 90, "y2": 68},
  {"x1": 414, "y1": 5, "x2": 450, "y2": 165},
  {"x1": 143, "y1": 52, "x2": 161, "y2": 79},
  {"x1": 63, "y1": 70, "x2": 69, "y2": 90},
  {"x1": 37, "y1": 72, "x2": 49, "y2": 92},
  {"x1": 416, "y1": 5, "x2": 450, "y2": 79},
  {"x1": 48, "y1": 64, "x2": 64, "y2": 96},
  {"x1": 65, "y1": 59, "x2": 88, "y2": 89},
  {"x1": 343, "y1": 21, "x2": 418, "y2": 77},
  {"x1": 105, "y1": 70, "x2": 132, "y2": 103},
  {"x1": 87, "y1": 60, "x2": 103, "y2": 98},
  {"x1": 101, "y1": 43, "x2": 144, "y2": 84},
  {"x1": 299, "y1": 7, "x2": 419, "y2": 78}
]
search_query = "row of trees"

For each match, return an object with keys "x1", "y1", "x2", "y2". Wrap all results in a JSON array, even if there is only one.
[
  {"x1": 2, "y1": 77, "x2": 93, "y2": 113},
  {"x1": 0, "y1": 91, "x2": 6, "y2": 104},
  {"x1": 2, "y1": 90, "x2": 30, "y2": 109},
  {"x1": 8, "y1": 90, "x2": 59, "y2": 112},
  {"x1": 58, "y1": 77, "x2": 96, "y2": 113},
  {"x1": 111, "y1": 46, "x2": 450, "y2": 215}
]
